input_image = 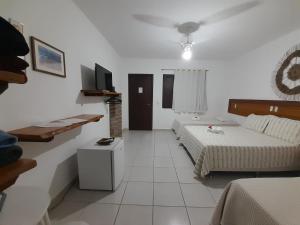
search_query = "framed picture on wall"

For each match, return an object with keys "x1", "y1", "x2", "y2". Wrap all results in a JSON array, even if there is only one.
[{"x1": 30, "y1": 36, "x2": 66, "y2": 78}]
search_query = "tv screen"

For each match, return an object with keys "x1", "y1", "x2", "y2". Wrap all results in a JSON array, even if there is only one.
[{"x1": 95, "y1": 63, "x2": 113, "y2": 91}]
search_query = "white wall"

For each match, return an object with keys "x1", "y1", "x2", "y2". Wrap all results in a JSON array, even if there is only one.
[
  {"x1": 0, "y1": 0, "x2": 121, "y2": 199},
  {"x1": 225, "y1": 28, "x2": 300, "y2": 123},
  {"x1": 120, "y1": 58, "x2": 229, "y2": 129}
]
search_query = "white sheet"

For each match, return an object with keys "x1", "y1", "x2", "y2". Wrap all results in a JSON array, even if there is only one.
[
  {"x1": 180, "y1": 126, "x2": 300, "y2": 177},
  {"x1": 172, "y1": 117, "x2": 238, "y2": 138}
]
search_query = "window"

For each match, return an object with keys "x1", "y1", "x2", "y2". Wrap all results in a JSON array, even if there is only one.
[
  {"x1": 173, "y1": 70, "x2": 207, "y2": 113},
  {"x1": 162, "y1": 74, "x2": 174, "y2": 108}
]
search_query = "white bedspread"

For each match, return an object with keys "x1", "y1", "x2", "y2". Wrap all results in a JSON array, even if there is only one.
[
  {"x1": 180, "y1": 126, "x2": 300, "y2": 177},
  {"x1": 172, "y1": 117, "x2": 238, "y2": 138},
  {"x1": 211, "y1": 178, "x2": 300, "y2": 225}
]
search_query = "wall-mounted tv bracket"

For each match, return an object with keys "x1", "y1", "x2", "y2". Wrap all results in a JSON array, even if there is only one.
[{"x1": 105, "y1": 96, "x2": 122, "y2": 104}]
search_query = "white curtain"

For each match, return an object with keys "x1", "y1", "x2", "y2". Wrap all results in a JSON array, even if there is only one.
[{"x1": 172, "y1": 69, "x2": 207, "y2": 113}]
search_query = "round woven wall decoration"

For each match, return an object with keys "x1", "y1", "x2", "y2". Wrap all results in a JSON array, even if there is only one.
[{"x1": 272, "y1": 44, "x2": 300, "y2": 101}]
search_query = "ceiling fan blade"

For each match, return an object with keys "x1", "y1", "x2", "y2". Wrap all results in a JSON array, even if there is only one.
[
  {"x1": 200, "y1": 0, "x2": 260, "y2": 25},
  {"x1": 133, "y1": 14, "x2": 177, "y2": 28}
]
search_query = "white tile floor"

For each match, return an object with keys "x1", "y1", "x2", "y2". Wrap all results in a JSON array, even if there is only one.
[{"x1": 50, "y1": 130, "x2": 255, "y2": 225}]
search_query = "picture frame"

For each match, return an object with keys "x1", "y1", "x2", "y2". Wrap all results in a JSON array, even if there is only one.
[{"x1": 30, "y1": 36, "x2": 66, "y2": 78}]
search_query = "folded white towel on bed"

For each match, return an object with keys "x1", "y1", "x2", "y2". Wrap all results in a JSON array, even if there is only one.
[
  {"x1": 192, "y1": 116, "x2": 201, "y2": 121},
  {"x1": 207, "y1": 126, "x2": 224, "y2": 134}
]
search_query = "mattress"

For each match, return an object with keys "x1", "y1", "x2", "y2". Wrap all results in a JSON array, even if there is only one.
[
  {"x1": 172, "y1": 117, "x2": 238, "y2": 138},
  {"x1": 211, "y1": 177, "x2": 300, "y2": 225},
  {"x1": 180, "y1": 126, "x2": 300, "y2": 177}
]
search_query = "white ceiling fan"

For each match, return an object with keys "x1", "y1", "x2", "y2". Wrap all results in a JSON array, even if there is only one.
[{"x1": 133, "y1": 0, "x2": 261, "y2": 60}]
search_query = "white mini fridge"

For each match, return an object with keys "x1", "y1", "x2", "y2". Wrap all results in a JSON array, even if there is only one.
[{"x1": 77, "y1": 138, "x2": 124, "y2": 191}]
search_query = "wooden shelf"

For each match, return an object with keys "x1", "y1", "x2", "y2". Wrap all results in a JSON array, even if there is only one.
[
  {"x1": 81, "y1": 89, "x2": 121, "y2": 97},
  {"x1": 0, "y1": 159, "x2": 37, "y2": 192},
  {"x1": 0, "y1": 70, "x2": 27, "y2": 84},
  {"x1": 9, "y1": 114, "x2": 103, "y2": 142}
]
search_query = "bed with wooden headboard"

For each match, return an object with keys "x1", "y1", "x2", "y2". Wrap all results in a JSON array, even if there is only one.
[
  {"x1": 228, "y1": 99, "x2": 300, "y2": 120},
  {"x1": 179, "y1": 98, "x2": 300, "y2": 177}
]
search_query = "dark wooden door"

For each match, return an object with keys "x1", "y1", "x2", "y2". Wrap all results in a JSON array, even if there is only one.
[{"x1": 128, "y1": 74, "x2": 153, "y2": 130}]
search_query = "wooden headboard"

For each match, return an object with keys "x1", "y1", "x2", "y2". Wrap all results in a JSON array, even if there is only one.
[{"x1": 228, "y1": 99, "x2": 300, "y2": 120}]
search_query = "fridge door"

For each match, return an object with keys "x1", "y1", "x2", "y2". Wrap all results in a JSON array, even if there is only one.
[{"x1": 78, "y1": 149, "x2": 112, "y2": 190}]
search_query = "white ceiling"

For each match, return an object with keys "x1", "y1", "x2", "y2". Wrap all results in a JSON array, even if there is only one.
[{"x1": 74, "y1": 0, "x2": 300, "y2": 60}]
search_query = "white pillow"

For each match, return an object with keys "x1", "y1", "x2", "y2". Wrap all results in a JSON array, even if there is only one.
[
  {"x1": 242, "y1": 114, "x2": 270, "y2": 133},
  {"x1": 264, "y1": 116, "x2": 300, "y2": 144}
]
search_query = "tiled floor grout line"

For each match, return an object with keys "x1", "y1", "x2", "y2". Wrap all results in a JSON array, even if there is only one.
[
  {"x1": 120, "y1": 132, "x2": 156, "y2": 224},
  {"x1": 113, "y1": 203, "x2": 216, "y2": 208},
  {"x1": 205, "y1": 186, "x2": 218, "y2": 205},
  {"x1": 172, "y1": 133, "x2": 217, "y2": 205},
  {"x1": 53, "y1": 131, "x2": 224, "y2": 225},
  {"x1": 112, "y1": 180, "x2": 129, "y2": 225},
  {"x1": 168, "y1": 138, "x2": 193, "y2": 225},
  {"x1": 169, "y1": 132, "x2": 220, "y2": 210}
]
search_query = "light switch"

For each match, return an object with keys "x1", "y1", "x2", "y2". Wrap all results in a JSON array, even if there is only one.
[
  {"x1": 138, "y1": 87, "x2": 143, "y2": 93},
  {"x1": 270, "y1": 106, "x2": 273, "y2": 112},
  {"x1": 274, "y1": 106, "x2": 278, "y2": 112}
]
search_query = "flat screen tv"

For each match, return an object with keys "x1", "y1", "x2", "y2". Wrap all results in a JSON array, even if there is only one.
[{"x1": 95, "y1": 63, "x2": 113, "y2": 91}]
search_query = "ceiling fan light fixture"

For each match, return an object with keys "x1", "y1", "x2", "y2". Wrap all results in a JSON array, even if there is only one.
[{"x1": 182, "y1": 45, "x2": 192, "y2": 60}]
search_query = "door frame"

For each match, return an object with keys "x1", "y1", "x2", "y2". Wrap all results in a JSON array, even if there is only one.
[{"x1": 128, "y1": 74, "x2": 153, "y2": 130}]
